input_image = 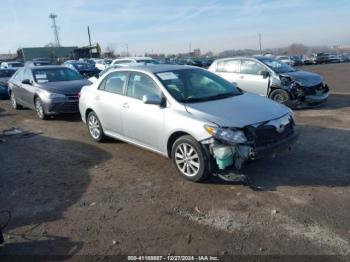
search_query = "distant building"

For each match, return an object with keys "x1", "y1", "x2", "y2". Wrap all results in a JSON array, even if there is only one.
[
  {"x1": 0, "y1": 53, "x2": 17, "y2": 62},
  {"x1": 17, "y1": 46, "x2": 77, "y2": 62},
  {"x1": 193, "y1": 48, "x2": 201, "y2": 57},
  {"x1": 72, "y1": 44, "x2": 101, "y2": 59}
]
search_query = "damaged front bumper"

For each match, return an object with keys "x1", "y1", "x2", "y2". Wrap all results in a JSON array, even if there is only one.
[
  {"x1": 290, "y1": 84, "x2": 330, "y2": 108},
  {"x1": 206, "y1": 130, "x2": 299, "y2": 173},
  {"x1": 250, "y1": 131, "x2": 299, "y2": 159}
]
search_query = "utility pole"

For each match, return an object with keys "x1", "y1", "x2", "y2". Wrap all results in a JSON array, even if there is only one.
[
  {"x1": 49, "y1": 13, "x2": 61, "y2": 47},
  {"x1": 189, "y1": 42, "x2": 192, "y2": 54},
  {"x1": 259, "y1": 33, "x2": 262, "y2": 54},
  {"x1": 87, "y1": 26, "x2": 92, "y2": 58},
  {"x1": 126, "y1": 44, "x2": 129, "y2": 56}
]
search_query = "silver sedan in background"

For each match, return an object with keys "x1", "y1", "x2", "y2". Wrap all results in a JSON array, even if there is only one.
[
  {"x1": 8, "y1": 65, "x2": 91, "y2": 119},
  {"x1": 79, "y1": 65, "x2": 298, "y2": 182}
]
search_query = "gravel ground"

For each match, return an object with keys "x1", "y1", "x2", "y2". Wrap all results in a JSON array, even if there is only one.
[{"x1": 0, "y1": 63, "x2": 349, "y2": 258}]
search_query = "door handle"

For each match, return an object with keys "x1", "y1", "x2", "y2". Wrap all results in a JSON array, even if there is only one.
[
  {"x1": 95, "y1": 95, "x2": 100, "y2": 101},
  {"x1": 239, "y1": 76, "x2": 244, "y2": 79},
  {"x1": 122, "y1": 103, "x2": 129, "y2": 109}
]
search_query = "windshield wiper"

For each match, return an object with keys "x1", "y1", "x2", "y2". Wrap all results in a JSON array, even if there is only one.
[{"x1": 183, "y1": 92, "x2": 238, "y2": 103}]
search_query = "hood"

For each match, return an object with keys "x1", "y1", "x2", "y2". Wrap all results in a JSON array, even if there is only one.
[
  {"x1": 184, "y1": 93, "x2": 290, "y2": 128},
  {"x1": 0, "y1": 77, "x2": 11, "y2": 86},
  {"x1": 280, "y1": 70, "x2": 322, "y2": 87},
  {"x1": 37, "y1": 79, "x2": 91, "y2": 95}
]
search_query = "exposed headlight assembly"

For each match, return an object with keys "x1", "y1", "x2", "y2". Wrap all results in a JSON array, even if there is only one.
[{"x1": 204, "y1": 125, "x2": 247, "y2": 144}]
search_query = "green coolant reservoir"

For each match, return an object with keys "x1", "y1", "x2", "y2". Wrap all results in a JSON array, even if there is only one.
[{"x1": 213, "y1": 145, "x2": 234, "y2": 170}]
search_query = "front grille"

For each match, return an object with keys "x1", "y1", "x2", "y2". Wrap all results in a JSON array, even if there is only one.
[
  {"x1": 245, "y1": 121, "x2": 294, "y2": 147},
  {"x1": 59, "y1": 102, "x2": 79, "y2": 113},
  {"x1": 303, "y1": 83, "x2": 327, "y2": 96},
  {"x1": 65, "y1": 94, "x2": 79, "y2": 101}
]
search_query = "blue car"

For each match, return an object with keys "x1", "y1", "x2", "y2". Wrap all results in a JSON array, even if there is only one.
[{"x1": 0, "y1": 68, "x2": 16, "y2": 98}]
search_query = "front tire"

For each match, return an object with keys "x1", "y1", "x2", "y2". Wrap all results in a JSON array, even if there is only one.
[
  {"x1": 35, "y1": 97, "x2": 48, "y2": 120},
  {"x1": 171, "y1": 135, "x2": 209, "y2": 182},
  {"x1": 269, "y1": 89, "x2": 290, "y2": 105},
  {"x1": 87, "y1": 111, "x2": 105, "y2": 142}
]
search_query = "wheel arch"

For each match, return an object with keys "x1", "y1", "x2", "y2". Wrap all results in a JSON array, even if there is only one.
[
  {"x1": 85, "y1": 108, "x2": 94, "y2": 122},
  {"x1": 166, "y1": 131, "x2": 191, "y2": 158}
]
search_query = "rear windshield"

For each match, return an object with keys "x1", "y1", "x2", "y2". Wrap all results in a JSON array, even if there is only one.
[
  {"x1": 8, "y1": 62, "x2": 24, "y2": 67},
  {"x1": 72, "y1": 63, "x2": 94, "y2": 70},
  {"x1": 0, "y1": 69, "x2": 16, "y2": 77},
  {"x1": 33, "y1": 68, "x2": 83, "y2": 83}
]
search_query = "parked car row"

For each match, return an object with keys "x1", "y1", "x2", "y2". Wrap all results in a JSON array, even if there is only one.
[
  {"x1": 270, "y1": 53, "x2": 350, "y2": 66},
  {"x1": 4, "y1": 56, "x2": 331, "y2": 182}
]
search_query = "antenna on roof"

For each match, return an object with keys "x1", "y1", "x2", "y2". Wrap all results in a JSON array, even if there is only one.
[{"x1": 49, "y1": 13, "x2": 61, "y2": 47}]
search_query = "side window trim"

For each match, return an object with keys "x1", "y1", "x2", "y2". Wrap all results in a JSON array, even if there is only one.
[
  {"x1": 126, "y1": 72, "x2": 161, "y2": 101},
  {"x1": 240, "y1": 59, "x2": 264, "y2": 75},
  {"x1": 97, "y1": 71, "x2": 129, "y2": 95}
]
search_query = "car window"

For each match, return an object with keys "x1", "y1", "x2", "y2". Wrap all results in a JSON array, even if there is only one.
[
  {"x1": 127, "y1": 73, "x2": 161, "y2": 100},
  {"x1": 156, "y1": 68, "x2": 241, "y2": 103},
  {"x1": 114, "y1": 60, "x2": 132, "y2": 64},
  {"x1": 13, "y1": 68, "x2": 24, "y2": 80},
  {"x1": 217, "y1": 60, "x2": 240, "y2": 73},
  {"x1": 33, "y1": 68, "x2": 83, "y2": 82},
  {"x1": 0, "y1": 69, "x2": 15, "y2": 77},
  {"x1": 99, "y1": 71, "x2": 127, "y2": 94},
  {"x1": 240, "y1": 60, "x2": 265, "y2": 75},
  {"x1": 23, "y1": 68, "x2": 33, "y2": 81}
]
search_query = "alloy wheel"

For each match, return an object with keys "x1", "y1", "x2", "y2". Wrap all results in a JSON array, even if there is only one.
[
  {"x1": 35, "y1": 99, "x2": 44, "y2": 119},
  {"x1": 11, "y1": 93, "x2": 17, "y2": 108},
  {"x1": 88, "y1": 114, "x2": 101, "y2": 140},
  {"x1": 175, "y1": 143, "x2": 200, "y2": 177}
]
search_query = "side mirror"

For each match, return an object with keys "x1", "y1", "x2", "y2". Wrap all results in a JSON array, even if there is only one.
[
  {"x1": 142, "y1": 94, "x2": 162, "y2": 105},
  {"x1": 261, "y1": 70, "x2": 270, "y2": 78},
  {"x1": 22, "y1": 79, "x2": 32, "y2": 85}
]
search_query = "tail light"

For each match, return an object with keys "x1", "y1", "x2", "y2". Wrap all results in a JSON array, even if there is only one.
[{"x1": 78, "y1": 92, "x2": 81, "y2": 99}]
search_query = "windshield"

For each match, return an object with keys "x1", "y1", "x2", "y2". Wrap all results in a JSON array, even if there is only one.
[
  {"x1": 259, "y1": 58, "x2": 296, "y2": 73},
  {"x1": 156, "y1": 68, "x2": 241, "y2": 103},
  {"x1": 0, "y1": 69, "x2": 16, "y2": 77},
  {"x1": 33, "y1": 68, "x2": 83, "y2": 83}
]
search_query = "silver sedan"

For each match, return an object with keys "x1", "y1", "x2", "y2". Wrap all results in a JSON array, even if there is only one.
[{"x1": 79, "y1": 65, "x2": 298, "y2": 182}]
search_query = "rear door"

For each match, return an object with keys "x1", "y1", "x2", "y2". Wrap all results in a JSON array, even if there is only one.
[
  {"x1": 20, "y1": 68, "x2": 36, "y2": 107},
  {"x1": 9, "y1": 68, "x2": 25, "y2": 104},
  {"x1": 92, "y1": 71, "x2": 128, "y2": 135},
  {"x1": 213, "y1": 59, "x2": 241, "y2": 86},
  {"x1": 236, "y1": 59, "x2": 269, "y2": 96},
  {"x1": 121, "y1": 72, "x2": 166, "y2": 152}
]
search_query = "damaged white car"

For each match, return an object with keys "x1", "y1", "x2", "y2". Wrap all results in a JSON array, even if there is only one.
[
  {"x1": 209, "y1": 56, "x2": 330, "y2": 108},
  {"x1": 79, "y1": 65, "x2": 299, "y2": 182}
]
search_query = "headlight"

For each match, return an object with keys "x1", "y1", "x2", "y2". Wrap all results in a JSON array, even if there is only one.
[
  {"x1": 41, "y1": 90, "x2": 66, "y2": 99},
  {"x1": 204, "y1": 125, "x2": 247, "y2": 144}
]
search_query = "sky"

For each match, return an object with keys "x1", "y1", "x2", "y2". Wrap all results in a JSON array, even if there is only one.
[{"x1": 0, "y1": 0, "x2": 349, "y2": 55}]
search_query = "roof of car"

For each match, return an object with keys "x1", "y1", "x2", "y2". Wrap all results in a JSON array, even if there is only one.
[
  {"x1": 112, "y1": 64, "x2": 198, "y2": 73},
  {"x1": 25, "y1": 65, "x2": 67, "y2": 70},
  {"x1": 0, "y1": 68, "x2": 16, "y2": 71}
]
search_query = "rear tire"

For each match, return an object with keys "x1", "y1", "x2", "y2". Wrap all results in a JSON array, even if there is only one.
[
  {"x1": 35, "y1": 97, "x2": 48, "y2": 120},
  {"x1": 171, "y1": 135, "x2": 209, "y2": 182},
  {"x1": 87, "y1": 111, "x2": 105, "y2": 142},
  {"x1": 269, "y1": 89, "x2": 290, "y2": 105},
  {"x1": 10, "y1": 91, "x2": 22, "y2": 110}
]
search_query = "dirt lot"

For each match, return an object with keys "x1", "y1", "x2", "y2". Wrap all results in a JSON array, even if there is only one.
[{"x1": 0, "y1": 63, "x2": 350, "y2": 258}]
